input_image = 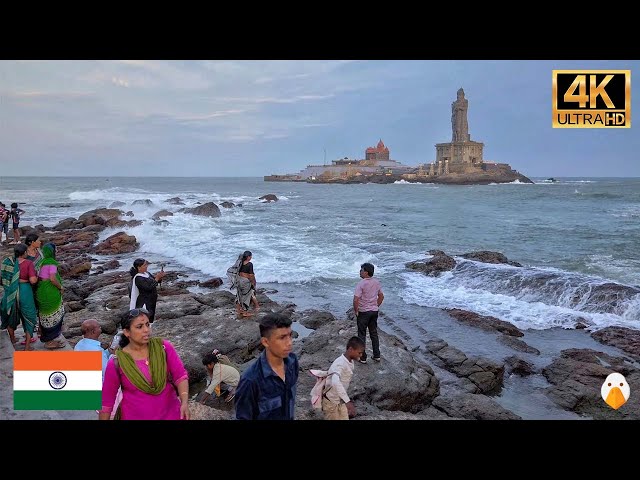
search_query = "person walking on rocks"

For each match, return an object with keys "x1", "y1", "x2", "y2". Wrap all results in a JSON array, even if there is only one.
[
  {"x1": 321, "y1": 336, "x2": 365, "y2": 420},
  {"x1": 353, "y1": 262, "x2": 384, "y2": 364}
]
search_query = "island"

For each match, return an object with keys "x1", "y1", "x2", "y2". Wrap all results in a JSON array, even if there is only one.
[{"x1": 265, "y1": 88, "x2": 533, "y2": 185}]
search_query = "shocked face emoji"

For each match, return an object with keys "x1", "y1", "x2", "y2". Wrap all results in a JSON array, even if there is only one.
[{"x1": 601, "y1": 373, "x2": 630, "y2": 410}]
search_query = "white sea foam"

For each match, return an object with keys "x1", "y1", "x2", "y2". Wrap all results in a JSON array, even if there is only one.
[{"x1": 398, "y1": 270, "x2": 639, "y2": 331}]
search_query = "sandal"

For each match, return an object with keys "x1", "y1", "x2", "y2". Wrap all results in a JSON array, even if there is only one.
[
  {"x1": 20, "y1": 337, "x2": 38, "y2": 345},
  {"x1": 45, "y1": 340, "x2": 65, "y2": 349}
]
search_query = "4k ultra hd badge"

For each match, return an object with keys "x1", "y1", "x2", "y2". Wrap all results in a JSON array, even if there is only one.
[{"x1": 552, "y1": 70, "x2": 631, "y2": 128}]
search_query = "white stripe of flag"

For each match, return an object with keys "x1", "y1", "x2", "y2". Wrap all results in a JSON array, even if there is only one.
[{"x1": 14, "y1": 371, "x2": 103, "y2": 391}]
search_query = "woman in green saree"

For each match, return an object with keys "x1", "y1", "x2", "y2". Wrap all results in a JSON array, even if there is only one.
[
  {"x1": 1, "y1": 243, "x2": 39, "y2": 350},
  {"x1": 35, "y1": 243, "x2": 66, "y2": 349}
]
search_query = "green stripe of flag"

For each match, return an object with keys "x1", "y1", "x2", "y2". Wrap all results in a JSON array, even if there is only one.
[{"x1": 14, "y1": 390, "x2": 101, "y2": 410}]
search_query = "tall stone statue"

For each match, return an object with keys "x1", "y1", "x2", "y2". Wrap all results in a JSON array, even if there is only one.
[{"x1": 451, "y1": 88, "x2": 470, "y2": 142}]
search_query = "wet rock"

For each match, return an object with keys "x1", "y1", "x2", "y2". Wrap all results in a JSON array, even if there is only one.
[
  {"x1": 152, "y1": 209, "x2": 174, "y2": 221},
  {"x1": 406, "y1": 251, "x2": 456, "y2": 276},
  {"x1": 78, "y1": 208, "x2": 123, "y2": 225},
  {"x1": 166, "y1": 197, "x2": 185, "y2": 205},
  {"x1": 445, "y1": 308, "x2": 524, "y2": 337},
  {"x1": 497, "y1": 335, "x2": 540, "y2": 355},
  {"x1": 179, "y1": 202, "x2": 221, "y2": 218},
  {"x1": 220, "y1": 201, "x2": 235, "y2": 208},
  {"x1": 90, "y1": 232, "x2": 138, "y2": 255},
  {"x1": 53, "y1": 218, "x2": 83, "y2": 231},
  {"x1": 132, "y1": 199, "x2": 153, "y2": 206},
  {"x1": 259, "y1": 194, "x2": 278, "y2": 202},
  {"x1": 200, "y1": 277, "x2": 223, "y2": 289},
  {"x1": 504, "y1": 355, "x2": 536, "y2": 376},
  {"x1": 426, "y1": 339, "x2": 504, "y2": 394},
  {"x1": 591, "y1": 326, "x2": 640, "y2": 361},
  {"x1": 295, "y1": 309, "x2": 337, "y2": 330},
  {"x1": 461, "y1": 251, "x2": 523, "y2": 267},
  {"x1": 109, "y1": 201, "x2": 126, "y2": 208},
  {"x1": 542, "y1": 348, "x2": 640, "y2": 419}
]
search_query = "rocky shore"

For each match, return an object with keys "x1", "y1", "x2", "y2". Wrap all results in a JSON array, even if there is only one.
[{"x1": 2, "y1": 206, "x2": 639, "y2": 420}]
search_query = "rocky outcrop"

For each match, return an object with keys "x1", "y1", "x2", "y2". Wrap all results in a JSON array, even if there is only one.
[
  {"x1": 294, "y1": 309, "x2": 337, "y2": 330},
  {"x1": 90, "y1": 232, "x2": 138, "y2": 255},
  {"x1": 259, "y1": 194, "x2": 278, "y2": 202},
  {"x1": 461, "y1": 251, "x2": 523, "y2": 267},
  {"x1": 179, "y1": 202, "x2": 221, "y2": 218},
  {"x1": 444, "y1": 308, "x2": 524, "y2": 337},
  {"x1": 542, "y1": 348, "x2": 640, "y2": 419},
  {"x1": 296, "y1": 318, "x2": 440, "y2": 415},
  {"x1": 152, "y1": 210, "x2": 174, "y2": 221},
  {"x1": 406, "y1": 250, "x2": 456, "y2": 276},
  {"x1": 591, "y1": 326, "x2": 640, "y2": 361},
  {"x1": 425, "y1": 338, "x2": 504, "y2": 394}
]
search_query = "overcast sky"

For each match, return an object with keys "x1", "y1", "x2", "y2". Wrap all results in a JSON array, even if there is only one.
[{"x1": 1, "y1": 60, "x2": 638, "y2": 178}]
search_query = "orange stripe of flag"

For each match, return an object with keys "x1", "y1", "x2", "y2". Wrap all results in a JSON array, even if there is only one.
[{"x1": 14, "y1": 351, "x2": 103, "y2": 371}]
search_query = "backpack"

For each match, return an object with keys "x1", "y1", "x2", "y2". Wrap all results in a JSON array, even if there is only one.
[{"x1": 309, "y1": 369, "x2": 338, "y2": 410}]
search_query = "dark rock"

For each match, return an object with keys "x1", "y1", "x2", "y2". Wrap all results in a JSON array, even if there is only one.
[
  {"x1": 90, "y1": 232, "x2": 138, "y2": 255},
  {"x1": 504, "y1": 355, "x2": 536, "y2": 376},
  {"x1": 406, "y1": 251, "x2": 456, "y2": 276},
  {"x1": 542, "y1": 348, "x2": 640, "y2": 419},
  {"x1": 461, "y1": 251, "x2": 523, "y2": 267},
  {"x1": 432, "y1": 393, "x2": 521, "y2": 420},
  {"x1": 296, "y1": 319, "x2": 440, "y2": 414},
  {"x1": 445, "y1": 308, "x2": 524, "y2": 337},
  {"x1": 166, "y1": 197, "x2": 185, "y2": 205},
  {"x1": 152, "y1": 209, "x2": 174, "y2": 221},
  {"x1": 259, "y1": 194, "x2": 278, "y2": 202},
  {"x1": 179, "y1": 202, "x2": 221, "y2": 218},
  {"x1": 497, "y1": 335, "x2": 540, "y2": 355},
  {"x1": 132, "y1": 199, "x2": 153, "y2": 206},
  {"x1": 200, "y1": 277, "x2": 223, "y2": 289},
  {"x1": 295, "y1": 309, "x2": 337, "y2": 330},
  {"x1": 591, "y1": 326, "x2": 640, "y2": 361},
  {"x1": 220, "y1": 201, "x2": 235, "y2": 208}
]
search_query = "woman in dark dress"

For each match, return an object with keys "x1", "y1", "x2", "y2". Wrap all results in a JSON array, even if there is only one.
[{"x1": 129, "y1": 258, "x2": 166, "y2": 323}]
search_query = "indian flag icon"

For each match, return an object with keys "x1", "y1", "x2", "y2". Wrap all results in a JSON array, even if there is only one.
[{"x1": 13, "y1": 351, "x2": 102, "y2": 410}]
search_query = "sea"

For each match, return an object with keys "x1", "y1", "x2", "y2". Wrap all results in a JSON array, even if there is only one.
[{"x1": 2, "y1": 176, "x2": 638, "y2": 418}]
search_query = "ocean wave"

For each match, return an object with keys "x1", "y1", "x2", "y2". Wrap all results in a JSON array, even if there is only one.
[{"x1": 398, "y1": 259, "x2": 640, "y2": 331}]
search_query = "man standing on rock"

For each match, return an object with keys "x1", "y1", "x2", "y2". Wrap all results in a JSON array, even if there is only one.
[{"x1": 353, "y1": 262, "x2": 384, "y2": 364}]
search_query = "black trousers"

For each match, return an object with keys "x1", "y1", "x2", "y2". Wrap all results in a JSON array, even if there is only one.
[{"x1": 357, "y1": 310, "x2": 380, "y2": 360}]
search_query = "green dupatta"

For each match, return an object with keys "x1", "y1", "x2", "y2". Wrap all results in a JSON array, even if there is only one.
[{"x1": 115, "y1": 337, "x2": 168, "y2": 394}]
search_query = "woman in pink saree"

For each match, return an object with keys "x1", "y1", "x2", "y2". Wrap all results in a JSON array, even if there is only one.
[{"x1": 98, "y1": 308, "x2": 190, "y2": 420}]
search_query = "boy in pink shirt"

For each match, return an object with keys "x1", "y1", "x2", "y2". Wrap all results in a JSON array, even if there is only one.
[{"x1": 353, "y1": 262, "x2": 384, "y2": 364}]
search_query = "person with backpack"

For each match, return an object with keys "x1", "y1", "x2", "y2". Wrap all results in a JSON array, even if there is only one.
[{"x1": 321, "y1": 336, "x2": 365, "y2": 420}]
